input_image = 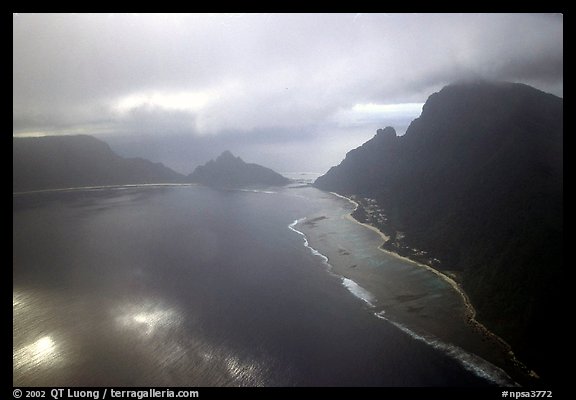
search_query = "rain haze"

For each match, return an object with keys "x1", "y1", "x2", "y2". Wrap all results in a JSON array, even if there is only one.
[{"x1": 13, "y1": 13, "x2": 563, "y2": 174}]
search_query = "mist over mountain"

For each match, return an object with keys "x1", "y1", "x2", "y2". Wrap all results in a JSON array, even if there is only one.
[
  {"x1": 13, "y1": 135, "x2": 185, "y2": 192},
  {"x1": 187, "y1": 150, "x2": 290, "y2": 187},
  {"x1": 314, "y1": 81, "x2": 563, "y2": 381}
]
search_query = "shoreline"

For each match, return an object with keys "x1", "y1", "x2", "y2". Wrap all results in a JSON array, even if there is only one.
[
  {"x1": 12, "y1": 183, "x2": 196, "y2": 196},
  {"x1": 309, "y1": 191, "x2": 537, "y2": 383}
]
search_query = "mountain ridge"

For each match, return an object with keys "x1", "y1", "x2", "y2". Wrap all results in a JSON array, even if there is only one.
[
  {"x1": 13, "y1": 135, "x2": 185, "y2": 192},
  {"x1": 13, "y1": 137, "x2": 291, "y2": 192},
  {"x1": 314, "y1": 81, "x2": 563, "y2": 382}
]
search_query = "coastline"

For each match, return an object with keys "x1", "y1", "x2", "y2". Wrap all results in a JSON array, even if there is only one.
[
  {"x1": 12, "y1": 183, "x2": 196, "y2": 196},
  {"x1": 334, "y1": 193, "x2": 520, "y2": 358},
  {"x1": 296, "y1": 190, "x2": 537, "y2": 385}
]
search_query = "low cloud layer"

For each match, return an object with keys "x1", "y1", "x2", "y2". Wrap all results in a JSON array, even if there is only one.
[{"x1": 13, "y1": 13, "x2": 563, "y2": 173}]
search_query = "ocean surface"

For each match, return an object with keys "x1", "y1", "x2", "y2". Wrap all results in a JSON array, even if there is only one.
[{"x1": 13, "y1": 183, "x2": 500, "y2": 386}]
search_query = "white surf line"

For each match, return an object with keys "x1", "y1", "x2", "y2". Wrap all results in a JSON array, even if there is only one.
[
  {"x1": 288, "y1": 219, "x2": 375, "y2": 307},
  {"x1": 327, "y1": 191, "x2": 536, "y2": 379},
  {"x1": 288, "y1": 219, "x2": 329, "y2": 264},
  {"x1": 341, "y1": 278, "x2": 376, "y2": 307},
  {"x1": 374, "y1": 312, "x2": 519, "y2": 387},
  {"x1": 237, "y1": 189, "x2": 277, "y2": 194},
  {"x1": 290, "y1": 211, "x2": 518, "y2": 385}
]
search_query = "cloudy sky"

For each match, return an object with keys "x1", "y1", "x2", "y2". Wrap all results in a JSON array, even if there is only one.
[{"x1": 13, "y1": 13, "x2": 563, "y2": 174}]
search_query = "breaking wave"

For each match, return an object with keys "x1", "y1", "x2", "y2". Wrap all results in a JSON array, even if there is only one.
[
  {"x1": 374, "y1": 312, "x2": 519, "y2": 387},
  {"x1": 289, "y1": 217, "x2": 519, "y2": 387},
  {"x1": 289, "y1": 218, "x2": 375, "y2": 307}
]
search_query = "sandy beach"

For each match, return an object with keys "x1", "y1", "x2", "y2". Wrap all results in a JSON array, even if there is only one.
[{"x1": 295, "y1": 192, "x2": 535, "y2": 386}]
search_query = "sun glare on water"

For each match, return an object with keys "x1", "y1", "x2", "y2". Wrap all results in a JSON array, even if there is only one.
[{"x1": 13, "y1": 336, "x2": 60, "y2": 370}]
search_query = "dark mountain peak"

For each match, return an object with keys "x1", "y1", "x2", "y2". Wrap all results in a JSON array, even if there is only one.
[
  {"x1": 375, "y1": 126, "x2": 397, "y2": 140},
  {"x1": 188, "y1": 152, "x2": 289, "y2": 187},
  {"x1": 314, "y1": 125, "x2": 400, "y2": 194},
  {"x1": 358, "y1": 126, "x2": 399, "y2": 157},
  {"x1": 421, "y1": 80, "x2": 561, "y2": 118},
  {"x1": 216, "y1": 150, "x2": 243, "y2": 164},
  {"x1": 313, "y1": 81, "x2": 562, "y2": 381},
  {"x1": 439, "y1": 78, "x2": 538, "y2": 94}
]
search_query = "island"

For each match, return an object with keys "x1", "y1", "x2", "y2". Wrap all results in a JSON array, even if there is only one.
[
  {"x1": 314, "y1": 81, "x2": 563, "y2": 384},
  {"x1": 187, "y1": 150, "x2": 290, "y2": 188}
]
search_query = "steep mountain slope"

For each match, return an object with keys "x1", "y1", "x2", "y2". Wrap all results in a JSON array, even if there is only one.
[
  {"x1": 315, "y1": 81, "x2": 563, "y2": 381},
  {"x1": 13, "y1": 135, "x2": 185, "y2": 192}
]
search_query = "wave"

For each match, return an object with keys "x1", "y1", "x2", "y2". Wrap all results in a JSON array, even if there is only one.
[
  {"x1": 374, "y1": 312, "x2": 519, "y2": 387},
  {"x1": 341, "y1": 278, "x2": 375, "y2": 307},
  {"x1": 289, "y1": 218, "x2": 519, "y2": 387},
  {"x1": 288, "y1": 219, "x2": 329, "y2": 264},
  {"x1": 238, "y1": 189, "x2": 277, "y2": 194},
  {"x1": 289, "y1": 219, "x2": 374, "y2": 307}
]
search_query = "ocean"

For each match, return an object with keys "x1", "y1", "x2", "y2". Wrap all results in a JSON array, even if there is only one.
[{"x1": 13, "y1": 183, "x2": 504, "y2": 386}]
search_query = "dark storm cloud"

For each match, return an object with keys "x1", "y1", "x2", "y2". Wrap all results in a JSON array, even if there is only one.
[{"x1": 13, "y1": 13, "x2": 562, "y2": 171}]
